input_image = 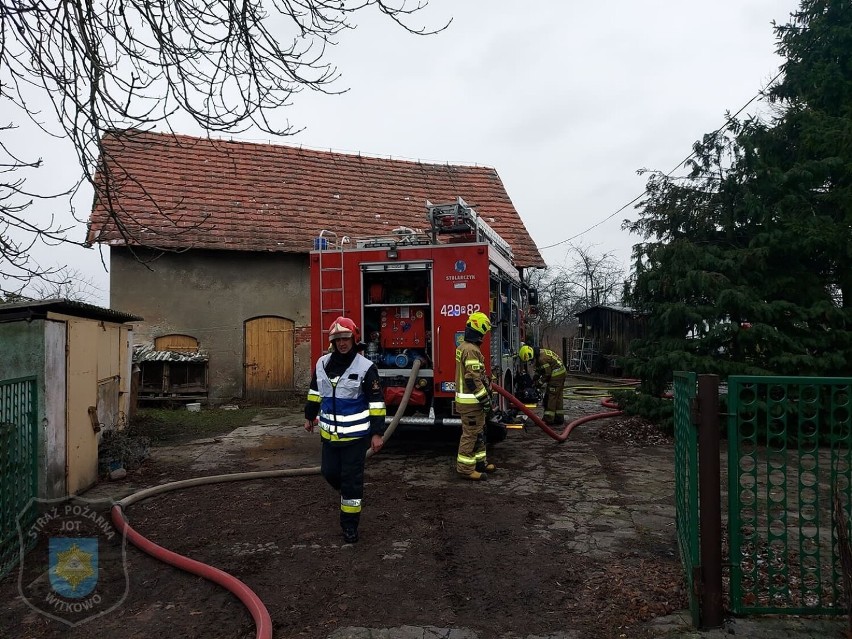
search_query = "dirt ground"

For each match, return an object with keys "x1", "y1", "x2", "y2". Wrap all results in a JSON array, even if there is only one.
[{"x1": 1, "y1": 382, "x2": 691, "y2": 639}]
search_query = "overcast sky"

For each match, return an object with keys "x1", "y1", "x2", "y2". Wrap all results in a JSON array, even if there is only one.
[{"x1": 16, "y1": 0, "x2": 801, "y2": 306}]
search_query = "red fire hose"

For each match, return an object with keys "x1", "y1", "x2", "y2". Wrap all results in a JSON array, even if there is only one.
[
  {"x1": 112, "y1": 507, "x2": 273, "y2": 639},
  {"x1": 108, "y1": 360, "x2": 423, "y2": 639},
  {"x1": 491, "y1": 383, "x2": 623, "y2": 443},
  {"x1": 108, "y1": 369, "x2": 610, "y2": 639}
]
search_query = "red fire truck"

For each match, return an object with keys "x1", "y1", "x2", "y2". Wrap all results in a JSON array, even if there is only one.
[{"x1": 309, "y1": 198, "x2": 537, "y2": 438}]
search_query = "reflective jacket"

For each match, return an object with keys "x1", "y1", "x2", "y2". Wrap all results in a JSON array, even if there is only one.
[
  {"x1": 533, "y1": 348, "x2": 566, "y2": 385},
  {"x1": 455, "y1": 340, "x2": 489, "y2": 409},
  {"x1": 307, "y1": 352, "x2": 386, "y2": 442}
]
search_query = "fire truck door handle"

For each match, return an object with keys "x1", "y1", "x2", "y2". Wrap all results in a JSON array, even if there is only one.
[{"x1": 436, "y1": 326, "x2": 440, "y2": 372}]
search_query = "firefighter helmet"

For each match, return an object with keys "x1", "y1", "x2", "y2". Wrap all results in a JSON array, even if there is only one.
[
  {"x1": 328, "y1": 316, "x2": 359, "y2": 341},
  {"x1": 466, "y1": 311, "x2": 492, "y2": 336},
  {"x1": 518, "y1": 344, "x2": 534, "y2": 362}
]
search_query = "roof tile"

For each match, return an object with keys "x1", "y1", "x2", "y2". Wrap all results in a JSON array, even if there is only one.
[{"x1": 87, "y1": 130, "x2": 545, "y2": 268}]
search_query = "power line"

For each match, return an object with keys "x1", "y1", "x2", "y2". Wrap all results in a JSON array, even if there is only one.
[{"x1": 539, "y1": 68, "x2": 785, "y2": 252}]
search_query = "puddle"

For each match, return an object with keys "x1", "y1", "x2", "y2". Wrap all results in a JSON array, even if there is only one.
[
  {"x1": 244, "y1": 435, "x2": 297, "y2": 458},
  {"x1": 242, "y1": 435, "x2": 321, "y2": 470}
]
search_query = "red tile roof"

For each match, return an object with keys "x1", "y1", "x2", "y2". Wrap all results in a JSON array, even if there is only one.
[{"x1": 87, "y1": 130, "x2": 545, "y2": 269}]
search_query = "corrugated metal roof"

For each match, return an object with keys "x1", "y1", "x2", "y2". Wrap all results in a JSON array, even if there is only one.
[
  {"x1": 133, "y1": 343, "x2": 209, "y2": 363},
  {"x1": 0, "y1": 298, "x2": 142, "y2": 323}
]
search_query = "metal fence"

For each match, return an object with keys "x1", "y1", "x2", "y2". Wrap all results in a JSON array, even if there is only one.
[
  {"x1": 727, "y1": 376, "x2": 851, "y2": 615},
  {"x1": 673, "y1": 371, "x2": 700, "y2": 625},
  {"x1": 0, "y1": 376, "x2": 38, "y2": 579}
]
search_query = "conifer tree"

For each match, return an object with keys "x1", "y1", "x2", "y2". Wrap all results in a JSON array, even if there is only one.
[{"x1": 623, "y1": 0, "x2": 852, "y2": 394}]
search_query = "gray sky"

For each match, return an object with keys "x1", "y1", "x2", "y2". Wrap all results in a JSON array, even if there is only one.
[{"x1": 16, "y1": 0, "x2": 801, "y2": 306}]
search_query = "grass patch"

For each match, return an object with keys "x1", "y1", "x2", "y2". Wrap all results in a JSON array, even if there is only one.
[{"x1": 129, "y1": 407, "x2": 265, "y2": 446}]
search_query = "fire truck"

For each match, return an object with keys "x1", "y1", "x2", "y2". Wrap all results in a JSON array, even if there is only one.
[{"x1": 309, "y1": 198, "x2": 538, "y2": 439}]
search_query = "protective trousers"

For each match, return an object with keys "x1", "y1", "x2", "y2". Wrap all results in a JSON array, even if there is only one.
[
  {"x1": 456, "y1": 406, "x2": 487, "y2": 475},
  {"x1": 321, "y1": 437, "x2": 369, "y2": 531},
  {"x1": 542, "y1": 376, "x2": 566, "y2": 425}
]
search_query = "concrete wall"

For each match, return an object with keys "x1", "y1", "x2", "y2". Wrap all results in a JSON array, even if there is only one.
[
  {"x1": 0, "y1": 319, "x2": 46, "y2": 380},
  {"x1": 0, "y1": 319, "x2": 67, "y2": 498},
  {"x1": 110, "y1": 247, "x2": 312, "y2": 402}
]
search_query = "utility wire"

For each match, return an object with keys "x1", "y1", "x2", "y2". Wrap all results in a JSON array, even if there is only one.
[{"x1": 539, "y1": 68, "x2": 785, "y2": 251}]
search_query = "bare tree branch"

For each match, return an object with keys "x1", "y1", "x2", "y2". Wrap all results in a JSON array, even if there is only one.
[
  {"x1": 526, "y1": 244, "x2": 627, "y2": 346},
  {"x1": 0, "y1": 0, "x2": 449, "y2": 289}
]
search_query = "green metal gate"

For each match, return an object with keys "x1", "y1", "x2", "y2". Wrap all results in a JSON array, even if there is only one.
[
  {"x1": 0, "y1": 376, "x2": 38, "y2": 579},
  {"x1": 673, "y1": 371, "x2": 700, "y2": 625},
  {"x1": 727, "y1": 376, "x2": 852, "y2": 615}
]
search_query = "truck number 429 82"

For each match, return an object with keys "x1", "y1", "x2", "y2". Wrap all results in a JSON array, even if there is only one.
[{"x1": 440, "y1": 304, "x2": 481, "y2": 317}]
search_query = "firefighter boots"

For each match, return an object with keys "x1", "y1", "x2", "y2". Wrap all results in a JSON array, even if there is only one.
[
  {"x1": 342, "y1": 526, "x2": 359, "y2": 544},
  {"x1": 476, "y1": 462, "x2": 497, "y2": 474},
  {"x1": 460, "y1": 470, "x2": 488, "y2": 481}
]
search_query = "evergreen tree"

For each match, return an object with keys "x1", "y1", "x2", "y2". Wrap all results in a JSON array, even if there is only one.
[{"x1": 623, "y1": 0, "x2": 852, "y2": 394}]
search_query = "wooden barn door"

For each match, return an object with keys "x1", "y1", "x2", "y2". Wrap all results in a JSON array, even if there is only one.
[{"x1": 244, "y1": 316, "x2": 294, "y2": 401}]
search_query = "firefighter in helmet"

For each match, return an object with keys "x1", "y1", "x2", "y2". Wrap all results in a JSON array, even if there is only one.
[
  {"x1": 304, "y1": 316, "x2": 386, "y2": 544},
  {"x1": 454, "y1": 311, "x2": 497, "y2": 481},
  {"x1": 519, "y1": 343, "x2": 566, "y2": 426}
]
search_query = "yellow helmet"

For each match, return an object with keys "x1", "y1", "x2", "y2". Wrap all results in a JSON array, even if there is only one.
[
  {"x1": 519, "y1": 344, "x2": 534, "y2": 362},
  {"x1": 466, "y1": 311, "x2": 492, "y2": 336}
]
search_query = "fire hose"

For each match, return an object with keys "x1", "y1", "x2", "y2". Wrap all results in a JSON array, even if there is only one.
[
  {"x1": 111, "y1": 366, "x2": 622, "y2": 637},
  {"x1": 110, "y1": 359, "x2": 423, "y2": 639},
  {"x1": 491, "y1": 382, "x2": 624, "y2": 443}
]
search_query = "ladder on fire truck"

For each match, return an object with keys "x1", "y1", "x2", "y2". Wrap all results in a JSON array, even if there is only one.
[
  {"x1": 426, "y1": 197, "x2": 514, "y2": 262},
  {"x1": 316, "y1": 230, "x2": 348, "y2": 344}
]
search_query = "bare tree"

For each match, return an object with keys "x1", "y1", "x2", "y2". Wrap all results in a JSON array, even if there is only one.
[
  {"x1": 527, "y1": 266, "x2": 581, "y2": 347},
  {"x1": 0, "y1": 0, "x2": 447, "y2": 297},
  {"x1": 563, "y1": 243, "x2": 625, "y2": 309},
  {"x1": 526, "y1": 244, "x2": 626, "y2": 347},
  {"x1": 25, "y1": 266, "x2": 102, "y2": 302},
  {"x1": 0, "y1": 122, "x2": 80, "y2": 295}
]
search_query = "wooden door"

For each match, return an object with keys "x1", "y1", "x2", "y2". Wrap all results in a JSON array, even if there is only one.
[
  {"x1": 244, "y1": 316, "x2": 294, "y2": 400},
  {"x1": 154, "y1": 334, "x2": 199, "y2": 352},
  {"x1": 66, "y1": 319, "x2": 99, "y2": 494}
]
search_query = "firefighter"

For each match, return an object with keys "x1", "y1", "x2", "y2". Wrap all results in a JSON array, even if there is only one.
[
  {"x1": 454, "y1": 311, "x2": 497, "y2": 481},
  {"x1": 304, "y1": 316, "x2": 387, "y2": 544},
  {"x1": 519, "y1": 343, "x2": 567, "y2": 426}
]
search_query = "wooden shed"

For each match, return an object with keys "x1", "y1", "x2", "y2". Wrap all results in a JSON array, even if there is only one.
[
  {"x1": 0, "y1": 299, "x2": 141, "y2": 499},
  {"x1": 572, "y1": 305, "x2": 646, "y2": 375},
  {"x1": 134, "y1": 340, "x2": 209, "y2": 403}
]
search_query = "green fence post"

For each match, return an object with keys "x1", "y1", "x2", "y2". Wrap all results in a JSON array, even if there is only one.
[{"x1": 698, "y1": 374, "x2": 723, "y2": 628}]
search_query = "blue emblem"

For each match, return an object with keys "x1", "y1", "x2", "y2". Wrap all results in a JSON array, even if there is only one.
[
  {"x1": 49, "y1": 537, "x2": 99, "y2": 598},
  {"x1": 454, "y1": 260, "x2": 466, "y2": 273},
  {"x1": 18, "y1": 496, "x2": 129, "y2": 626}
]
